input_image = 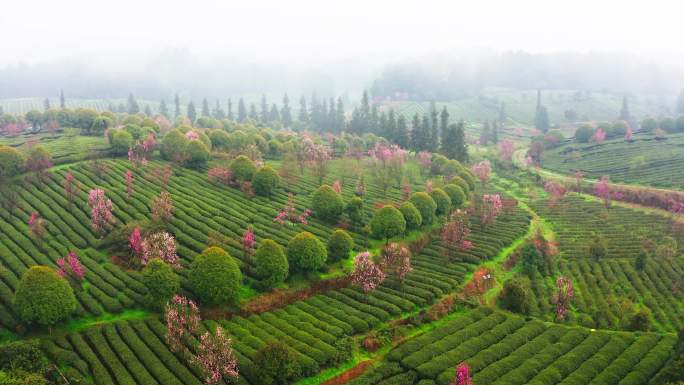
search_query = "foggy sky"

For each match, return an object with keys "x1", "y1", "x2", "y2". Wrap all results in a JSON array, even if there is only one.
[{"x1": 2, "y1": 0, "x2": 683, "y2": 69}]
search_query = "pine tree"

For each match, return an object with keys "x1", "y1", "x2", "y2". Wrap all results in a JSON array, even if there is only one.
[
  {"x1": 174, "y1": 93, "x2": 181, "y2": 117},
  {"x1": 269, "y1": 103, "x2": 280, "y2": 122},
  {"x1": 201, "y1": 98, "x2": 210, "y2": 117},
  {"x1": 386, "y1": 109, "x2": 397, "y2": 143},
  {"x1": 187, "y1": 101, "x2": 197, "y2": 124},
  {"x1": 127, "y1": 93, "x2": 140, "y2": 114},
  {"x1": 378, "y1": 111, "x2": 387, "y2": 139},
  {"x1": 677, "y1": 89, "x2": 684, "y2": 114},
  {"x1": 238, "y1": 98, "x2": 247, "y2": 122},
  {"x1": 320, "y1": 99, "x2": 329, "y2": 131},
  {"x1": 439, "y1": 106, "x2": 449, "y2": 147},
  {"x1": 298, "y1": 96, "x2": 309, "y2": 123},
  {"x1": 420, "y1": 114, "x2": 431, "y2": 151},
  {"x1": 60, "y1": 90, "x2": 65, "y2": 109},
  {"x1": 281, "y1": 94, "x2": 292, "y2": 127},
  {"x1": 454, "y1": 121, "x2": 468, "y2": 163},
  {"x1": 328, "y1": 98, "x2": 337, "y2": 132},
  {"x1": 160, "y1": 100, "x2": 169, "y2": 118},
  {"x1": 535, "y1": 106, "x2": 550, "y2": 133},
  {"x1": 260, "y1": 95, "x2": 268, "y2": 122},
  {"x1": 213, "y1": 100, "x2": 225, "y2": 120},
  {"x1": 336, "y1": 97, "x2": 345, "y2": 131},
  {"x1": 144, "y1": 104, "x2": 152, "y2": 116},
  {"x1": 107, "y1": 103, "x2": 116, "y2": 112},
  {"x1": 619, "y1": 96, "x2": 630, "y2": 120},
  {"x1": 43, "y1": 98, "x2": 50, "y2": 111},
  {"x1": 117, "y1": 103, "x2": 126, "y2": 113},
  {"x1": 480, "y1": 120, "x2": 490, "y2": 145},
  {"x1": 536, "y1": 89, "x2": 542, "y2": 111},
  {"x1": 491, "y1": 120, "x2": 499, "y2": 144},
  {"x1": 249, "y1": 103, "x2": 258, "y2": 121},
  {"x1": 227, "y1": 98, "x2": 234, "y2": 120},
  {"x1": 410, "y1": 113, "x2": 421, "y2": 150},
  {"x1": 370, "y1": 104, "x2": 378, "y2": 134},
  {"x1": 396, "y1": 114, "x2": 409, "y2": 148},
  {"x1": 360, "y1": 90, "x2": 370, "y2": 119}
]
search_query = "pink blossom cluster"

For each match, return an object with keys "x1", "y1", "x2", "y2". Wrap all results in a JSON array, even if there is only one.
[
  {"x1": 594, "y1": 176, "x2": 623, "y2": 208},
  {"x1": 450, "y1": 362, "x2": 473, "y2": 385},
  {"x1": 88, "y1": 188, "x2": 114, "y2": 233},
  {"x1": 208, "y1": 167, "x2": 233, "y2": 185},
  {"x1": 300, "y1": 136, "x2": 332, "y2": 183},
  {"x1": 165, "y1": 295, "x2": 200, "y2": 353},
  {"x1": 63, "y1": 170, "x2": 76, "y2": 203},
  {"x1": 472, "y1": 160, "x2": 492, "y2": 185},
  {"x1": 625, "y1": 125, "x2": 633, "y2": 141},
  {"x1": 241, "y1": 181, "x2": 254, "y2": 198},
  {"x1": 27, "y1": 212, "x2": 46, "y2": 243},
  {"x1": 554, "y1": 276, "x2": 574, "y2": 321},
  {"x1": 129, "y1": 227, "x2": 143, "y2": 256},
  {"x1": 186, "y1": 131, "x2": 200, "y2": 141},
  {"x1": 125, "y1": 170, "x2": 135, "y2": 198},
  {"x1": 194, "y1": 327, "x2": 239, "y2": 385},
  {"x1": 498, "y1": 139, "x2": 515, "y2": 162},
  {"x1": 151, "y1": 191, "x2": 174, "y2": 222},
  {"x1": 401, "y1": 183, "x2": 411, "y2": 201},
  {"x1": 332, "y1": 180, "x2": 343, "y2": 194},
  {"x1": 351, "y1": 251, "x2": 385, "y2": 292},
  {"x1": 242, "y1": 227, "x2": 255, "y2": 258},
  {"x1": 544, "y1": 181, "x2": 567, "y2": 207},
  {"x1": 481, "y1": 194, "x2": 502, "y2": 226},
  {"x1": 128, "y1": 133, "x2": 157, "y2": 166},
  {"x1": 369, "y1": 142, "x2": 407, "y2": 166},
  {"x1": 418, "y1": 151, "x2": 432, "y2": 169},
  {"x1": 57, "y1": 251, "x2": 85, "y2": 281},
  {"x1": 274, "y1": 193, "x2": 311, "y2": 225},
  {"x1": 442, "y1": 210, "x2": 473, "y2": 255},
  {"x1": 140, "y1": 231, "x2": 179, "y2": 266},
  {"x1": 381, "y1": 243, "x2": 412, "y2": 281},
  {"x1": 593, "y1": 128, "x2": 606, "y2": 143}
]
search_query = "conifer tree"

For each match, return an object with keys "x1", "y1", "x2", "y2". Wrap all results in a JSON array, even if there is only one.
[
  {"x1": 201, "y1": 98, "x2": 210, "y2": 117},
  {"x1": 238, "y1": 98, "x2": 247, "y2": 122},
  {"x1": 213, "y1": 100, "x2": 225, "y2": 120},
  {"x1": 60, "y1": 89, "x2": 65, "y2": 108},
  {"x1": 160, "y1": 100, "x2": 169, "y2": 118},
  {"x1": 144, "y1": 104, "x2": 152, "y2": 116},
  {"x1": 281, "y1": 94, "x2": 292, "y2": 127},
  {"x1": 535, "y1": 106, "x2": 550, "y2": 132},
  {"x1": 410, "y1": 113, "x2": 421, "y2": 150},
  {"x1": 454, "y1": 121, "x2": 468, "y2": 163},
  {"x1": 386, "y1": 109, "x2": 397, "y2": 142},
  {"x1": 127, "y1": 93, "x2": 140, "y2": 114},
  {"x1": 187, "y1": 101, "x2": 197, "y2": 124},
  {"x1": 440, "y1": 106, "x2": 449, "y2": 147},
  {"x1": 370, "y1": 104, "x2": 379, "y2": 134},
  {"x1": 491, "y1": 120, "x2": 499, "y2": 144},
  {"x1": 174, "y1": 93, "x2": 180, "y2": 117},
  {"x1": 619, "y1": 96, "x2": 630, "y2": 120},
  {"x1": 480, "y1": 120, "x2": 490, "y2": 145},
  {"x1": 269, "y1": 103, "x2": 280, "y2": 122},
  {"x1": 227, "y1": 98, "x2": 234, "y2": 120},
  {"x1": 335, "y1": 97, "x2": 345, "y2": 131},
  {"x1": 43, "y1": 97, "x2": 50, "y2": 111},
  {"x1": 260, "y1": 95, "x2": 268, "y2": 122},
  {"x1": 396, "y1": 114, "x2": 409, "y2": 148},
  {"x1": 298, "y1": 96, "x2": 309, "y2": 123},
  {"x1": 328, "y1": 98, "x2": 337, "y2": 132},
  {"x1": 249, "y1": 103, "x2": 258, "y2": 121}
]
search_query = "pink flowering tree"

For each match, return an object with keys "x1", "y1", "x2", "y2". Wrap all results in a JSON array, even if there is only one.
[
  {"x1": 498, "y1": 139, "x2": 515, "y2": 163},
  {"x1": 125, "y1": 170, "x2": 135, "y2": 198},
  {"x1": 300, "y1": 136, "x2": 332, "y2": 185},
  {"x1": 472, "y1": 160, "x2": 492, "y2": 186},
  {"x1": 594, "y1": 175, "x2": 622, "y2": 208},
  {"x1": 28, "y1": 212, "x2": 47, "y2": 246},
  {"x1": 381, "y1": 243, "x2": 412, "y2": 282},
  {"x1": 480, "y1": 194, "x2": 503, "y2": 227},
  {"x1": 274, "y1": 193, "x2": 311, "y2": 225},
  {"x1": 63, "y1": 170, "x2": 77, "y2": 204},
  {"x1": 625, "y1": 125, "x2": 633, "y2": 141},
  {"x1": 332, "y1": 180, "x2": 343, "y2": 194},
  {"x1": 554, "y1": 276, "x2": 574, "y2": 321},
  {"x1": 351, "y1": 251, "x2": 385, "y2": 292},
  {"x1": 418, "y1": 151, "x2": 432, "y2": 173},
  {"x1": 544, "y1": 180, "x2": 567, "y2": 208},
  {"x1": 129, "y1": 227, "x2": 143, "y2": 257},
  {"x1": 401, "y1": 182, "x2": 411, "y2": 202},
  {"x1": 151, "y1": 191, "x2": 174, "y2": 223},
  {"x1": 242, "y1": 227, "x2": 255, "y2": 259},
  {"x1": 194, "y1": 326, "x2": 239, "y2": 385},
  {"x1": 208, "y1": 167, "x2": 233, "y2": 185},
  {"x1": 128, "y1": 134, "x2": 156, "y2": 166},
  {"x1": 449, "y1": 362, "x2": 473, "y2": 385},
  {"x1": 593, "y1": 128, "x2": 606, "y2": 143},
  {"x1": 140, "y1": 231, "x2": 179, "y2": 267},
  {"x1": 442, "y1": 209, "x2": 473, "y2": 258},
  {"x1": 57, "y1": 251, "x2": 85, "y2": 282},
  {"x1": 368, "y1": 142, "x2": 408, "y2": 194},
  {"x1": 165, "y1": 295, "x2": 201, "y2": 353},
  {"x1": 88, "y1": 188, "x2": 114, "y2": 235}
]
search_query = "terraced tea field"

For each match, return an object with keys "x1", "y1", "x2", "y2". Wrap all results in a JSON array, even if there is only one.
[
  {"x1": 348, "y1": 308, "x2": 676, "y2": 385},
  {"x1": 0, "y1": 133, "x2": 111, "y2": 165},
  {"x1": 540, "y1": 132, "x2": 684, "y2": 188}
]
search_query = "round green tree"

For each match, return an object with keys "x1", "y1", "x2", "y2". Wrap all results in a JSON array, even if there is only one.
[
  {"x1": 499, "y1": 278, "x2": 531, "y2": 315},
  {"x1": 14, "y1": 266, "x2": 76, "y2": 326},
  {"x1": 253, "y1": 166, "x2": 280, "y2": 196},
  {"x1": 575, "y1": 125, "x2": 594, "y2": 143},
  {"x1": 184, "y1": 140, "x2": 210, "y2": 169},
  {"x1": 370, "y1": 205, "x2": 407, "y2": 241},
  {"x1": 230, "y1": 155, "x2": 257, "y2": 182},
  {"x1": 0, "y1": 145, "x2": 25, "y2": 179},
  {"x1": 209, "y1": 129, "x2": 230, "y2": 149},
  {"x1": 459, "y1": 171, "x2": 476, "y2": 191},
  {"x1": 161, "y1": 129, "x2": 188, "y2": 161},
  {"x1": 110, "y1": 129, "x2": 133, "y2": 156},
  {"x1": 141, "y1": 259, "x2": 180, "y2": 310},
  {"x1": 287, "y1": 232, "x2": 327, "y2": 272},
  {"x1": 345, "y1": 197, "x2": 364, "y2": 226},
  {"x1": 409, "y1": 192, "x2": 437, "y2": 225},
  {"x1": 430, "y1": 188, "x2": 452, "y2": 216},
  {"x1": 449, "y1": 176, "x2": 470, "y2": 194},
  {"x1": 189, "y1": 247, "x2": 242, "y2": 305},
  {"x1": 442, "y1": 184, "x2": 466, "y2": 208},
  {"x1": 327, "y1": 230, "x2": 354, "y2": 262},
  {"x1": 311, "y1": 185, "x2": 344, "y2": 223},
  {"x1": 254, "y1": 341, "x2": 302, "y2": 385},
  {"x1": 399, "y1": 201, "x2": 422, "y2": 230},
  {"x1": 255, "y1": 240, "x2": 289, "y2": 288}
]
